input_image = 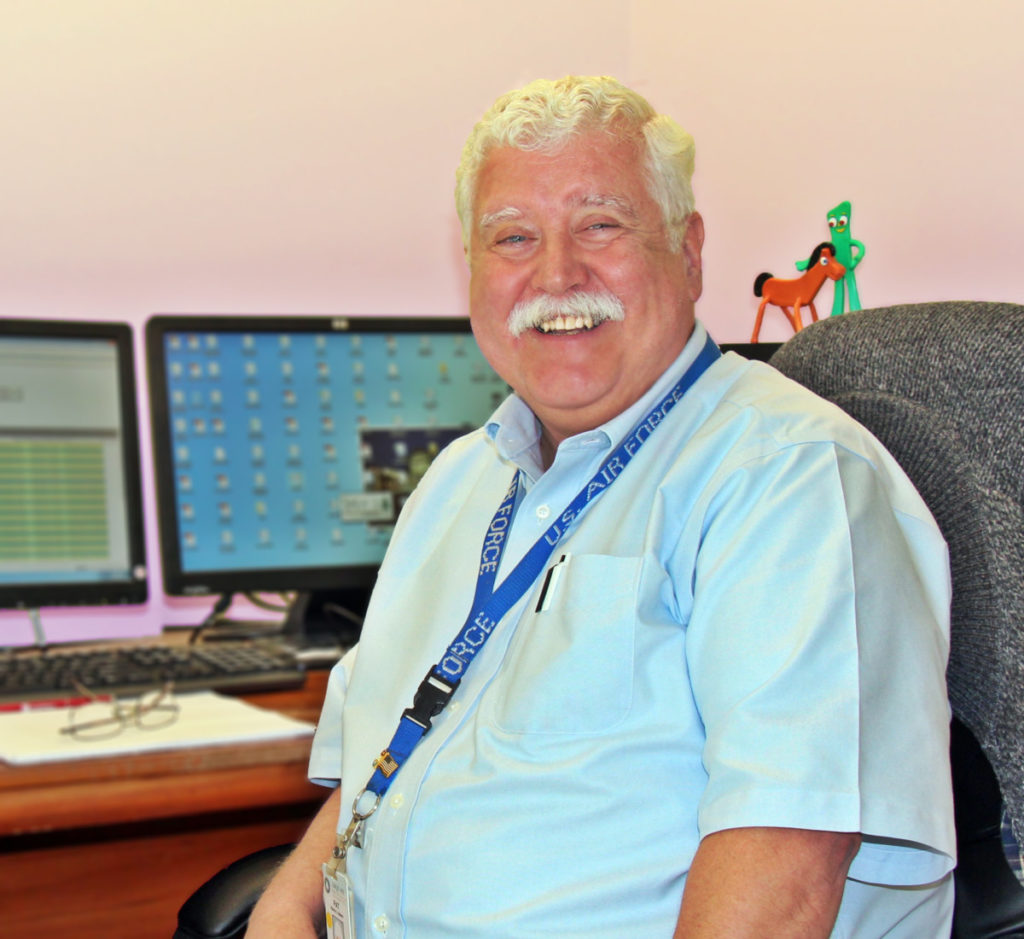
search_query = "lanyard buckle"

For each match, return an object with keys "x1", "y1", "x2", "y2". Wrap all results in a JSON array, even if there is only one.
[{"x1": 401, "y1": 669, "x2": 460, "y2": 731}]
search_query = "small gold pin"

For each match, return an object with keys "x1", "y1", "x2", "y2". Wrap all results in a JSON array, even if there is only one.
[{"x1": 373, "y1": 750, "x2": 399, "y2": 777}]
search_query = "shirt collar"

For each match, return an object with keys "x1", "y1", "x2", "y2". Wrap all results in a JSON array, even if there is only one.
[{"x1": 486, "y1": 320, "x2": 710, "y2": 478}]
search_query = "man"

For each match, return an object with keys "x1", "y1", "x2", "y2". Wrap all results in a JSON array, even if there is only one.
[{"x1": 250, "y1": 76, "x2": 954, "y2": 937}]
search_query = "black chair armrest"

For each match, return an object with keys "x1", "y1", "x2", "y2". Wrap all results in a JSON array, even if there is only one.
[
  {"x1": 173, "y1": 843, "x2": 294, "y2": 939},
  {"x1": 951, "y1": 719, "x2": 1024, "y2": 938}
]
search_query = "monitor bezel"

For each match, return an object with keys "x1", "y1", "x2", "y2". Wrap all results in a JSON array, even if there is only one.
[
  {"x1": 0, "y1": 317, "x2": 148, "y2": 609},
  {"x1": 145, "y1": 313, "x2": 483, "y2": 600}
]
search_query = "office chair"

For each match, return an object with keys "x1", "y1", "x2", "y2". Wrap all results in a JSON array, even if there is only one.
[
  {"x1": 173, "y1": 842, "x2": 295, "y2": 939},
  {"x1": 770, "y1": 300, "x2": 1024, "y2": 937},
  {"x1": 176, "y1": 300, "x2": 1024, "y2": 938}
]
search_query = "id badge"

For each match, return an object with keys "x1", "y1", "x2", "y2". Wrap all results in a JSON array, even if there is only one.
[{"x1": 322, "y1": 864, "x2": 356, "y2": 939}]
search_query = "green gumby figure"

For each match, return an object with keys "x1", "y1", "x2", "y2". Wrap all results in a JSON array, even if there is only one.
[{"x1": 796, "y1": 200, "x2": 865, "y2": 315}]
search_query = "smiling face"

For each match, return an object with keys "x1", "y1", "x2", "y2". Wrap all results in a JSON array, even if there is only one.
[
  {"x1": 468, "y1": 127, "x2": 703, "y2": 461},
  {"x1": 827, "y1": 200, "x2": 852, "y2": 239}
]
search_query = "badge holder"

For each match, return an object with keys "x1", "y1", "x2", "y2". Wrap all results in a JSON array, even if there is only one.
[{"x1": 323, "y1": 789, "x2": 379, "y2": 939}]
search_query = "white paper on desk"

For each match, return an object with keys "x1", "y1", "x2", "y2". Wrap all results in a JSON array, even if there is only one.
[{"x1": 0, "y1": 691, "x2": 315, "y2": 765}]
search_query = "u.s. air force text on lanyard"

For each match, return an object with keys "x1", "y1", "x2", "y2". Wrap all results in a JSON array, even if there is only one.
[{"x1": 323, "y1": 336, "x2": 722, "y2": 895}]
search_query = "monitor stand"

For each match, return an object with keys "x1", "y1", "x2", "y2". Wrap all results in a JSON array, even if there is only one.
[
  {"x1": 280, "y1": 587, "x2": 369, "y2": 663},
  {"x1": 1, "y1": 609, "x2": 49, "y2": 653},
  {"x1": 27, "y1": 609, "x2": 47, "y2": 649}
]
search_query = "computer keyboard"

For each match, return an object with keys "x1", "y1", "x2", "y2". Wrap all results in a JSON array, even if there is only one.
[{"x1": 0, "y1": 640, "x2": 307, "y2": 705}]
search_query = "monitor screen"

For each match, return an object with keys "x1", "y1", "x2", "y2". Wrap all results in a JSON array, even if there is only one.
[
  {"x1": 146, "y1": 315, "x2": 509, "y2": 605},
  {"x1": 0, "y1": 319, "x2": 147, "y2": 609}
]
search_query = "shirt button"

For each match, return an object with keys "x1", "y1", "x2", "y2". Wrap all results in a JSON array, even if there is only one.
[
  {"x1": 374, "y1": 913, "x2": 390, "y2": 933},
  {"x1": 536, "y1": 504, "x2": 551, "y2": 520},
  {"x1": 390, "y1": 793, "x2": 404, "y2": 809}
]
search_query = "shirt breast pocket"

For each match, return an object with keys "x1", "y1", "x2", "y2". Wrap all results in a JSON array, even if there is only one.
[{"x1": 488, "y1": 554, "x2": 642, "y2": 735}]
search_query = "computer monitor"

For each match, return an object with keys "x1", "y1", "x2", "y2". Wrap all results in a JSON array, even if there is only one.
[
  {"x1": 0, "y1": 319, "x2": 148, "y2": 617},
  {"x1": 146, "y1": 315, "x2": 509, "y2": 644},
  {"x1": 719, "y1": 341, "x2": 782, "y2": 362}
]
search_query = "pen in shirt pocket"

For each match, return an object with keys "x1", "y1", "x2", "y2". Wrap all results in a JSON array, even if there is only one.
[{"x1": 535, "y1": 553, "x2": 571, "y2": 612}]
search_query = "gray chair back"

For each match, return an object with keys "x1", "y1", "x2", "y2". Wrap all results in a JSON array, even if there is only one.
[{"x1": 770, "y1": 301, "x2": 1024, "y2": 936}]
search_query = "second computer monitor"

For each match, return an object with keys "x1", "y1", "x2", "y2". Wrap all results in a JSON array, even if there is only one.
[
  {"x1": 0, "y1": 318, "x2": 147, "y2": 614},
  {"x1": 146, "y1": 315, "x2": 509, "y2": 607}
]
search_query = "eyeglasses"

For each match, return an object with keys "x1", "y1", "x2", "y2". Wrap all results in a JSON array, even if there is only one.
[{"x1": 60, "y1": 681, "x2": 180, "y2": 741}]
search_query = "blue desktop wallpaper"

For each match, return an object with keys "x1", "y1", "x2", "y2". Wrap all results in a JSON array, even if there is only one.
[{"x1": 163, "y1": 328, "x2": 507, "y2": 576}]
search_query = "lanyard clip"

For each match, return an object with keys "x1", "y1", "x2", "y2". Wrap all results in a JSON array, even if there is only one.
[
  {"x1": 327, "y1": 788, "x2": 381, "y2": 875},
  {"x1": 334, "y1": 813, "x2": 364, "y2": 859}
]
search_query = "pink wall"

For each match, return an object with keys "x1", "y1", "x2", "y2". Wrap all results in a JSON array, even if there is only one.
[
  {"x1": 632, "y1": 0, "x2": 1024, "y2": 341},
  {"x1": 2, "y1": 1, "x2": 1021, "y2": 642}
]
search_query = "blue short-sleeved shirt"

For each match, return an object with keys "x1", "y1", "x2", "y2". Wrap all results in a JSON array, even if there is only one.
[{"x1": 310, "y1": 321, "x2": 955, "y2": 938}]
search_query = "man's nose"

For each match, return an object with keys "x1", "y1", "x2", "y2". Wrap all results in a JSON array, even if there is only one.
[{"x1": 531, "y1": 234, "x2": 587, "y2": 295}]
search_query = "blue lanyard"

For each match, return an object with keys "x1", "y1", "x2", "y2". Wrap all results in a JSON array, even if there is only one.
[{"x1": 363, "y1": 334, "x2": 721, "y2": 797}]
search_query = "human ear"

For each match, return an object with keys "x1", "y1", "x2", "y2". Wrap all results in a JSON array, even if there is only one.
[{"x1": 681, "y1": 212, "x2": 705, "y2": 301}]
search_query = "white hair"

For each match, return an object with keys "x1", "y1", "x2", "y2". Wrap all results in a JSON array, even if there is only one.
[{"x1": 455, "y1": 75, "x2": 696, "y2": 252}]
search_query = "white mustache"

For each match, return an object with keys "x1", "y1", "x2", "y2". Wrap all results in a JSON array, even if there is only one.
[{"x1": 507, "y1": 291, "x2": 625, "y2": 338}]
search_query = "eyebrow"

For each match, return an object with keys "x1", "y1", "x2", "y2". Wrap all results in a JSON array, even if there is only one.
[
  {"x1": 575, "y1": 194, "x2": 639, "y2": 218},
  {"x1": 477, "y1": 207, "x2": 524, "y2": 230},
  {"x1": 476, "y1": 194, "x2": 640, "y2": 231}
]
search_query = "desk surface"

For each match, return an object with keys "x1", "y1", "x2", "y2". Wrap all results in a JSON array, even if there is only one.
[
  {"x1": 0, "y1": 669, "x2": 330, "y2": 939},
  {"x1": 0, "y1": 670, "x2": 328, "y2": 837}
]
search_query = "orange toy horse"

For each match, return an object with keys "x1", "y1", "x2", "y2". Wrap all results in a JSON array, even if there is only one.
[{"x1": 751, "y1": 242, "x2": 846, "y2": 342}]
